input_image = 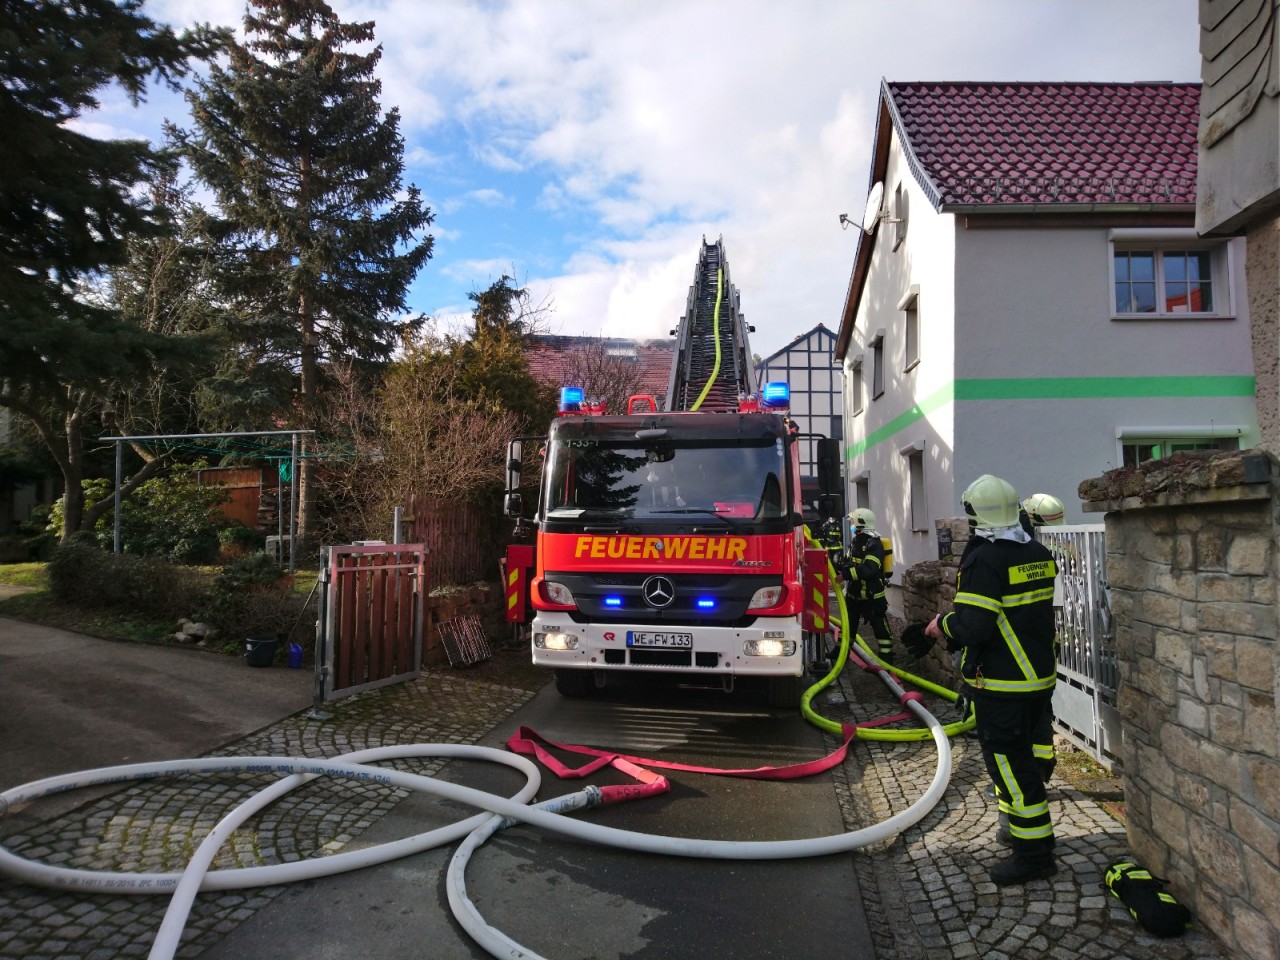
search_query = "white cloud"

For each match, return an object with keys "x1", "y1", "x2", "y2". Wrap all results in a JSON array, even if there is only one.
[{"x1": 132, "y1": 0, "x2": 1204, "y2": 360}]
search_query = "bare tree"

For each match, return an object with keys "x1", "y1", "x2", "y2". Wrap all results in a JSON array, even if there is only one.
[
  {"x1": 559, "y1": 338, "x2": 663, "y2": 414},
  {"x1": 309, "y1": 360, "x2": 522, "y2": 544}
]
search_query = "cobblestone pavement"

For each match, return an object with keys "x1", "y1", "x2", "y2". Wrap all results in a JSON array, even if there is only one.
[
  {"x1": 822, "y1": 659, "x2": 1231, "y2": 960},
  {"x1": 0, "y1": 656, "x2": 1233, "y2": 959}
]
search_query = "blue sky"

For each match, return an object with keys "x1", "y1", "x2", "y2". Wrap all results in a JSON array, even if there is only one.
[{"x1": 86, "y1": 0, "x2": 1203, "y2": 361}]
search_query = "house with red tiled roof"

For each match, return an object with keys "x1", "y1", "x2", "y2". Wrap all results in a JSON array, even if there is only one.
[
  {"x1": 835, "y1": 80, "x2": 1258, "y2": 579},
  {"x1": 525, "y1": 334, "x2": 676, "y2": 412}
]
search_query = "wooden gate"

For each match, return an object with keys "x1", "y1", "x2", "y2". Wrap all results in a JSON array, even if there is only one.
[{"x1": 314, "y1": 543, "x2": 427, "y2": 705}]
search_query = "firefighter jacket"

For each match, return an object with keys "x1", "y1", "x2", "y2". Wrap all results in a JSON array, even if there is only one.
[
  {"x1": 837, "y1": 532, "x2": 887, "y2": 601},
  {"x1": 939, "y1": 536, "x2": 1058, "y2": 696}
]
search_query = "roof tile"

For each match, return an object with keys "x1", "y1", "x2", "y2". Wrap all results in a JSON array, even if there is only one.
[{"x1": 887, "y1": 81, "x2": 1200, "y2": 205}]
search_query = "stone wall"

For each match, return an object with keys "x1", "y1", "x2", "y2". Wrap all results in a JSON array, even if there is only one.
[
  {"x1": 897, "y1": 516, "x2": 970, "y2": 685},
  {"x1": 1079, "y1": 449, "x2": 1279, "y2": 960}
]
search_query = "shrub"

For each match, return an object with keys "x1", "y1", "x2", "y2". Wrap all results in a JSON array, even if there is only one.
[
  {"x1": 199, "y1": 551, "x2": 312, "y2": 648},
  {"x1": 50, "y1": 469, "x2": 230, "y2": 563},
  {"x1": 47, "y1": 540, "x2": 209, "y2": 622},
  {"x1": 217, "y1": 523, "x2": 265, "y2": 560}
]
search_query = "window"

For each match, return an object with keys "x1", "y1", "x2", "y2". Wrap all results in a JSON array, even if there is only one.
[
  {"x1": 899, "y1": 286, "x2": 920, "y2": 370},
  {"x1": 1110, "y1": 232, "x2": 1231, "y2": 318},
  {"x1": 1121, "y1": 435, "x2": 1240, "y2": 469},
  {"x1": 850, "y1": 356, "x2": 864, "y2": 415},
  {"x1": 900, "y1": 442, "x2": 927, "y2": 531},
  {"x1": 871, "y1": 332, "x2": 885, "y2": 399},
  {"x1": 853, "y1": 473, "x2": 870, "y2": 511},
  {"x1": 893, "y1": 181, "x2": 909, "y2": 249}
]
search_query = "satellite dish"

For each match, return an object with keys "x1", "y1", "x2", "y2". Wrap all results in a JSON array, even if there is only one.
[{"x1": 861, "y1": 181, "x2": 885, "y2": 235}]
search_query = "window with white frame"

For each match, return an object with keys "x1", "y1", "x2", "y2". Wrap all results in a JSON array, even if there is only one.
[
  {"x1": 1120, "y1": 433, "x2": 1241, "y2": 469},
  {"x1": 893, "y1": 181, "x2": 909, "y2": 250},
  {"x1": 1110, "y1": 230, "x2": 1232, "y2": 318},
  {"x1": 850, "y1": 355, "x2": 864, "y2": 415},
  {"x1": 899, "y1": 286, "x2": 920, "y2": 370},
  {"x1": 871, "y1": 332, "x2": 885, "y2": 399}
]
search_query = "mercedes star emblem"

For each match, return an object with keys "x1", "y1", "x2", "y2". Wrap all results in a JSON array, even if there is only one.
[{"x1": 641, "y1": 575, "x2": 676, "y2": 608}]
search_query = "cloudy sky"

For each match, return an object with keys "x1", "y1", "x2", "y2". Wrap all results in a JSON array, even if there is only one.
[{"x1": 95, "y1": 0, "x2": 1203, "y2": 360}]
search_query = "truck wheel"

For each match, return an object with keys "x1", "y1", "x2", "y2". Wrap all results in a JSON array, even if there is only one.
[
  {"x1": 766, "y1": 675, "x2": 804, "y2": 709},
  {"x1": 554, "y1": 669, "x2": 593, "y2": 697}
]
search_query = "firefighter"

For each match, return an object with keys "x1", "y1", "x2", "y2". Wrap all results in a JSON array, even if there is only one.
[
  {"x1": 835, "y1": 508, "x2": 895, "y2": 663},
  {"x1": 816, "y1": 513, "x2": 844, "y2": 567},
  {"x1": 1020, "y1": 492, "x2": 1067, "y2": 784},
  {"x1": 903, "y1": 475, "x2": 1059, "y2": 886}
]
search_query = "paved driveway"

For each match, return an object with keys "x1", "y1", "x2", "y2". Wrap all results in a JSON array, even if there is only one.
[{"x1": 0, "y1": 615, "x2": 313, "y2": 825}]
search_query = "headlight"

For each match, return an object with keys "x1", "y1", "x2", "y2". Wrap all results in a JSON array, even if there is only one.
[
  {"x1": 744, "y1": 638, "x2": 796, "y2": 657},
  {"x1": 534, "y1": 631, "x2": 579, "y2": 650},
  {"x1": 747, "y1": 585, "x2": 784, "y2": 609},
  {"x1": 543, "y1": 580, "x2": 575, "y2": 605}
]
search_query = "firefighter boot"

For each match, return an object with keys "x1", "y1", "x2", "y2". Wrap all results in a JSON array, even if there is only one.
[
  {"x1": 989, "y1": 851, "x2": 1057, "y2": 886},
  {"x1": 995, "y1": 811, "x2": 1013, "y2": 847}
]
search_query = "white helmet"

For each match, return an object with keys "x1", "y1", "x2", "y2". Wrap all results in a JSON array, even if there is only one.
[
  {"x1": 849, "y1": 508, "x2": 876, "y2": 530},
  {"x1": 962, "y1": 475, "x2": 1021, "y2": 529},
  {"x1": 1022, "y1": 492, "x2": 1066, "y2": 526}
]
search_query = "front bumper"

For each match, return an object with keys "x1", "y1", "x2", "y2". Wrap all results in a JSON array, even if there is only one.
[{"x1": 529, "y1": 613, "x2": 803, "y2": 676}]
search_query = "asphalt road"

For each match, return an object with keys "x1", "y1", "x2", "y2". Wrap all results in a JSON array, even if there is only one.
[
  {"x1": 0, "y1": 613, "x2": 873, "y2": 959},
  {"x1": 0, "y1": 614, "x2": 314, "y2": 825},
  {"x1": 199, "y1": 676, "x2": 875, "y2": 960}
]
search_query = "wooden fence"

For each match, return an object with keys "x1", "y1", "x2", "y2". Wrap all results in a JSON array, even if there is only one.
[{"x1": 404, "y1": 493, "x2": 509, "y2": 586}]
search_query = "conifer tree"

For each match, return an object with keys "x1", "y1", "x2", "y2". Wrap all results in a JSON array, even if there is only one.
[
  {"x1": 0, "y1": 0, "x2": 224, "y2": 537},
  {"x1": 173, "y1": 0, "x2": 434, "y2": 549}
]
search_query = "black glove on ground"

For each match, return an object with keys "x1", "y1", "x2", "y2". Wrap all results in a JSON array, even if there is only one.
[{"x1": 900, "y1": 621, "x2": 935, "y2": 658}]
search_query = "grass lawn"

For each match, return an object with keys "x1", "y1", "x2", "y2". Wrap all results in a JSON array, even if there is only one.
[{"x1": 0, "y1": 560, "x2": 321, "y2": 648}]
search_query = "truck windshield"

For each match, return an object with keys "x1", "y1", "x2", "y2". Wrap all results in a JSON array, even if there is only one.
[{"x1": 544, "y1": 437, "x2": 786, "y2": 521}]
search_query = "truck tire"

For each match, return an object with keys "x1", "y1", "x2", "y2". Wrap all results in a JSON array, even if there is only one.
[
  {"x1": 554, "y1": 669, "x2": 593, "y2": 698},
  {"x1": 766, "y1": 674, "x2": 804, "y2": 709}
]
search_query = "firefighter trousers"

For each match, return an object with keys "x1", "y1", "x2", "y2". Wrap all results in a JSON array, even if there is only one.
[
  {"x1": 845, "y1": 596, "x2": 893, "y2": 659},
  {"x1": 973, "y1": 690, "x2": 1056, "y2": 857}
]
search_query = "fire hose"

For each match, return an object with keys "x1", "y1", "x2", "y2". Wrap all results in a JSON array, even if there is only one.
[{"x1": 0, "y1": 541, "x2": 966, "y2": 960}]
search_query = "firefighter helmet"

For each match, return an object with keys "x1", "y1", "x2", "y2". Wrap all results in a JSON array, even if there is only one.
[
  {"x1": 962, "y1": 475, "x2": 1021, "y2": 529},
  {"x1": 1022, "y1": 492, "x2": 1066, "y2": 526},
  {"x1": 849, "y1": 507, "x2": 876, "y2": 530}
]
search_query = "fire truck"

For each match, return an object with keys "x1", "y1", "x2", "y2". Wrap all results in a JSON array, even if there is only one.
[{"x1": 502, "y1": 239, "x2": 840, "y2": 707}]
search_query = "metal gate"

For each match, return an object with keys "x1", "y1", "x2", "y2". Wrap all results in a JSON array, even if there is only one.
[
  {"x1": 314, "y1": 543, "x2": 427, "y2": 706},
  {"x1": 1039, "y1": 524, "x2": 1121, "y2": 769}
]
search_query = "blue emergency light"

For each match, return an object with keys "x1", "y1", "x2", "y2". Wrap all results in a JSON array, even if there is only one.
[
  {"x1": 559, "y1": 386, "x2": 585, "y2": 412},
  {"x1": 604, "y1": 596, "x2": 623, "y2": 608},
  {"x1": 762, "y1": 381, "x2": 790, "y2": 408},
  {"x1": 696, "y1": 597, "x2": 717, "y2": 610}
]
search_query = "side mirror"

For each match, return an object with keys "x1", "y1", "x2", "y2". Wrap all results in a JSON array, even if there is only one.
[
  {"x1": 816, "y1": 437, "x2": 842, "y2": 496},
  {"x1": 505, "y1": 439, "x2": 524, "y2": 495},
  {"x1": 817, "y1": 493, "x2": 844, "y2": 520},
  {"x1": 504, "y1": 492, "x2": 524, "y2": 519}
]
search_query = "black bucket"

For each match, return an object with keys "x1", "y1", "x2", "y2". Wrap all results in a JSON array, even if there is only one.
[{"x1": 244, "y1": 636, "x2": 279, "y2": 667}]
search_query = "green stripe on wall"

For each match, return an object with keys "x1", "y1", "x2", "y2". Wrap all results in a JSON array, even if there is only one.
[{"x1": 844, "y1": 375, "x2": 1255, "y2": 458}]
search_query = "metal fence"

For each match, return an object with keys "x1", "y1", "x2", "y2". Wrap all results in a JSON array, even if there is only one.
[{"x1": 1039, "y1": 523, "x2": 1122, "y2": 770}]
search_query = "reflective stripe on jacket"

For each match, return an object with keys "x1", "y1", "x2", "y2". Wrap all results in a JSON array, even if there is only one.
[
  {"x1": 838, "y1": 532, "x2": 886, "y2": 600},
  {"x1": 940, "y1": 537, "x2": 1058, "y2": 695}
]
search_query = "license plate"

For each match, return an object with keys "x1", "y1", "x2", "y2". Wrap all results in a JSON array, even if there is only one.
[{"x1": 627, "y1": 631, "x2": 694, "y2": 648}]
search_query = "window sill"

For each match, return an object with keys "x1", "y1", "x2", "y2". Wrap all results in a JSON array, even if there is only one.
[
  {"x1": 872, "y1": 391, "x2": 885, "y2": 401},
  {"x1": 1111, "y1": 313, "x2": 1235, "y2": 322},
  {"x1": 904, "y1": 359, "x2": 920, "y2": 373}
]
